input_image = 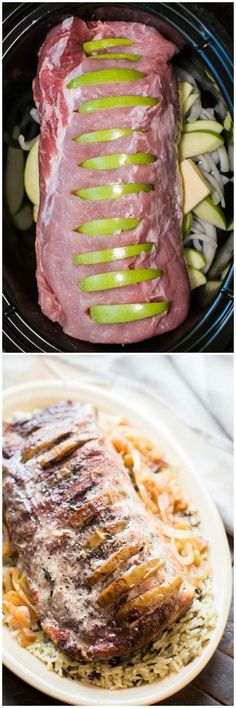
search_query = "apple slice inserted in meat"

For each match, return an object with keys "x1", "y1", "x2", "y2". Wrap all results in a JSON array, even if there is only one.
[
  {"x1": 76, "y1": 217, "x2": 141, "y2": 235},
  {"x1": 90, "y1": 302, "x2": 170, "y2": 323},
  {"x1": 74, "y1": 243, "x2": 153, "y2": 265},
  {"x1": 80, "y1": 269, "x2": 162, "y2": 291},
  {"x1": 74, "y1": 183, "x2": 154, "y2": 200},
  {"x1": 88, "y1": 53, "x2": 141, "y2": 61},
  {"x1": 83, "y1": 38, "x2": 133, "y2": 54},
  {"x1": 80, "y1": 152, "x2": 156, "y2": 169},
  {"x1": 67, "y1": 69, "x2": 145, "y2": 88},
  {"x1": 79, "y1": 95, "x2": 159, "y2": 113},
  {"x1": 74, "y1": 128, "x2": 142, "y2": 143}
]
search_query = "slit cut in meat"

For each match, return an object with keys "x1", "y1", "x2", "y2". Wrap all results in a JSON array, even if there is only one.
[
  {"x1": 33, "y1": 18, "x2": 190, "y2": 344},
  {"x1": 116, "y1": 576, "x2": 183, "y2": 624},
  {"x1": 21, "y1": 424, "x2": 73, "y2": 463},
  {"x1": 39, "y1": 433, "x2": 97, "y2": 468},
  {"x1": 98, "y1": 557, "x2": 165, "y2": 607},
  {"x1": 85, "y1": 521, "x2": 127, "y2": 550},
  {"x1": 87, "y1": 541, "x2": 144, "y2": 586},
  {"x1": 3, "y1": 401, "x2": 194, "y2": 661}
]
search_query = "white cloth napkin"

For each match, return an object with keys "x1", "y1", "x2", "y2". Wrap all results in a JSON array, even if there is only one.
[{"x1": 59, "y1": 354, "x2": 233, "y2": 534}]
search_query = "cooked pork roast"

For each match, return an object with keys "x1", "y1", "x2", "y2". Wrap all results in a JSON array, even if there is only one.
[{"x1": 3, "y1": 402, "x2": 194, "y2": 660}]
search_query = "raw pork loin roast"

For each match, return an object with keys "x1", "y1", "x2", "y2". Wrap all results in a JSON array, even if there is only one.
[
  {"x1": 33, "y1": 18, "x2": 190, "y2": 344},
  {"x1": 3, "y1": 401, "x2": 194, "y2": 660}
]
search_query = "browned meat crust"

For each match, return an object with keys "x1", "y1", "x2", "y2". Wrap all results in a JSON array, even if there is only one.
[{"x1": 3, "y1": 401, "x2": 194, "y2": 661}]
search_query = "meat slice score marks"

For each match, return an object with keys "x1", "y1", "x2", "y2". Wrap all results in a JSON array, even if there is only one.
[{"x1": 3, "y1": 401, "x2": 194, "y2": 661}]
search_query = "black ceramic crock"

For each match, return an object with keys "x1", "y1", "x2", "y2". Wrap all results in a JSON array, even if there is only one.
[{"x1": 3, "y1": 2, "x2": 234, "y2": 352}]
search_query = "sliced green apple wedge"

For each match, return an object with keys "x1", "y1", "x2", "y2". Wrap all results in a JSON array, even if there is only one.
[
  {"x1": 188, "y1": 267, "x2": 207, "y2": 289},
  {"x1": 80, "y1": 268, "x2": 162, "y2": 291},
  {"x1": 67, "y1": 69, "x2": 145, "y2": 88},
  {"x1": 90, "y1": 301, "x2": 169, "y2": 323},
  {"x1": 201, "y1": 280, "x2": 221, "y2": 305},
  {"x1": 178, "y1": 81, "x2": 193, "y2": 111},
  {"x1": 183, "y1": 247, "x2": 206, "y2": 269},
  {"x1": 88, "y1": 53, "x2": 140, "y2": 61},
  {"x1": 182, "y1": 212, "x2": 192, "y2": 236},
  {"x1": 24, "y1": 137, "x2": 40, "y2": 206},
  {"x1": 76, "y1": 217, "x2": 140, "y2": 235},
  {"x1": 74, "y1": 183, "x2": 153, "y2": 200},
  {"x1": 223, "y1": 111, "x2": 233, "y2": 132},
  {"x1": 179, "y1": 159, "x2": 211, "y2": 214},
  {"x1": 74, "y1": 128, "x2": 141, "y2": 143},
  {"x1": 182, "y1": 93, "x2": 198, "y2": 116},
  {"x1": 80, "y1": 152, "x2": 156, "y2": 169},
  {"x1": 83, "y1": 38, "x2": 133, "y2": 54},
  {"x1": 79, "y1": 95, "x2": 158, "y2": 113},
  {"x1": 193, "y1": 196, "x2": 227, "y2": 230},
  {"x1": 74, "y1": 243, "x2": 152, "y2": 265},
  {"x1": 179, "y1": 130, "x2": 224, "y2": 160},
  {"x1": 182, "y1": 119, "x2": 223, "y2": 134}
]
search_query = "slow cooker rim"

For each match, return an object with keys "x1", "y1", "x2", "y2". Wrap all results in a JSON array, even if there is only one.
[{"x1": 3, "y1": 1, "x2": 234, "y2": 352}]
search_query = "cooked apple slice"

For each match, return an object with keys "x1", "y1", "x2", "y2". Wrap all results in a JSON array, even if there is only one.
[
  {"x1": 74, "y1": 183, "x2": 153, "y2": 200},
  {"x1": 76, "y1": 217, "x2": 140, "y2": 235},
  {"x1": 87, "y1": 542, "x2": 142, "y2": 586},
  {"x1": 74, "y1": 128, "x2": 137, "y2": 143},
  {"x1": 193, "y1": 196, "x2": 227, "y2": 229},
  {"x1": 80, "y1": 152, "x2": 156, "y2": 169},
  {"x1": 24, "y1": 137, "x2": 40, "y2": 206},
  {"x1": 67, "y1": 69, "x2": 145, "y2": 88},
  {"x1": 90, "y1": 302, "x2": 169, "y2": 323},
  {"x1": 74, "y1": 243, "x2": 152, "y2": 265},
  {"x1": 80, "y1": 268, "x2": 162, "y2": 292},
  {"x1": 183, "y1": 248, "x2": 206, "y2": 269},
  {"x1": 182, "y1": 119, "x2": 223, "y2": 134},
  {"x1": 83, "y1": 38, "x2": 133, "y2": 54},
  {"x1": 182, "y1": 212, "x2": 192, "y2": 236},
  {"x1": 117, "y1": 576, "x2": 183, "y2": 623},
  {"x1": 188, "y1": 267, "x2": 207, "y2": 289},
  {"x1": 88, "y1": 53, "x2": 140, "y2": 62},
  {"x1": 79, "y1": 95, "x2": 158, "y2": 113},
  {"x1": 98, "y1": 557, "x2": 164, "y2": 607},
  {"x1": 179, "y1": 130, "x2": 224, "y2": 160},
  {"x1": 179, "y1": 159, "x2": 211, "y2": 214},
  {"x1": 85, "y1": 522, "x2": 126, "y2": 550}
]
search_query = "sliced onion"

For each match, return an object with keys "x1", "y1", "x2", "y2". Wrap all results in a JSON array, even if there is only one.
[
  {"x1": 208, "y1": 233, "x2": 233, "y2": 279},
  {"x1": 200, "y1": 107, "x2": 215, "y2": 120},
  {"x1": 228, "y1": 143, "x2": 234, "y2": 172},
  {"x1": 214, "y1": 101, "x2": 227, "y2": 121},
  {"x1": 171, "y1": 539, "x2": 195, "y2": 566},
  {"x1": 29, "y1": 108, "x2": 41, "y2": 125},
  {"x1": 198, "y1": 153, "x2": 224, "y2": 192},
  {"x1": 200, "y1": 169, "x2": 225, "y2": 207},
  {"x1": 210, "y1": 149, "x2": 220, "y2": 164},
  {"x1": 176, "y1": 67, "x2": 197, "y2": 86},
  {"x1": 187, "y1": 97, "x2": 202, "y2": 122},
  {"x1": 155, "y1": 518, "x2": 194, "y2": 540},
  {"x1": 184, "y1": 233, "x2": 216, "y2": 248},
  {"x1": 18, "y1": 135, "x2": 38, "y2": 151},
  {"x1": 218, "y1": 146, "x2": 229, "y2": 173}
]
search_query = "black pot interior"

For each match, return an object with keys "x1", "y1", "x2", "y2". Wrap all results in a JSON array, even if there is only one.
[{"x1": 3, "y1": 2, "x2": 233, "y2": 352}]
